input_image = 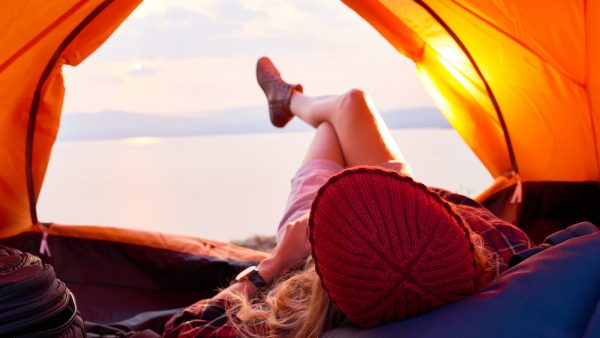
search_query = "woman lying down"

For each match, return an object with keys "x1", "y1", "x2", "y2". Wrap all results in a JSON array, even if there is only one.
[{"x1": 162, "y1": 57, "x2": 532, "y2": 338}]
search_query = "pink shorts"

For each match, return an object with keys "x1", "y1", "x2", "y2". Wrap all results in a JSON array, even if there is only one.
[{"x1": 276, "y1": 159, "x2": 411, "y2": 242}]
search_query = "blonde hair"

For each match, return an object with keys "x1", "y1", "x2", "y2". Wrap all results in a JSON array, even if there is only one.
[
  {"x1": 227, "y1": 232, "x2": 493, "y2": 338},
  {"x1": 226, "y1": 258, "x2": 339, "y2": 338}
]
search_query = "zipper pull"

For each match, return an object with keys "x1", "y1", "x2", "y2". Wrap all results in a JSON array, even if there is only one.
[
  {"x1": 510, "y1": 173, "x2": 522, "y2": 204},
  {"x1": 39, "y1": 224, "x2": 52, "y2": 257}
]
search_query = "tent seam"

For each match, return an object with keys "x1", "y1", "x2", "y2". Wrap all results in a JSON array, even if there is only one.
[
  {"x1": 413, "y1": 0, "x2": 519, "y2": 176},
  {"x1": 26, "y1": 0, "x2": 115, "y2": 225}
]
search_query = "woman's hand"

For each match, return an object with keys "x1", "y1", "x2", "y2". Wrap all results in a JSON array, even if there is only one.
[{"x1": 258, "y1": 213, "x2": 311, "y2": 284}]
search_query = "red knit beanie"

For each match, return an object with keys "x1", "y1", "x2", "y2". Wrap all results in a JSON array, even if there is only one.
[{"x1": 309, "y1": 166, "x2": 477, "y2": 328}]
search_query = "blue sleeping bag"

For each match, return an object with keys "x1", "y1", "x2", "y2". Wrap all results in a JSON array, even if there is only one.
[{"x1": 325, "y1": 222, "x2": 600, "y2": 338}]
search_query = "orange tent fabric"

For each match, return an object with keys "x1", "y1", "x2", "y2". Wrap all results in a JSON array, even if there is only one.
[
  {"x1": 0, "y1": 5, "x2": 269, "y2": 319},
  {"x1": 3, "y1": 0, "x2": 597, "y2": 238},
  {"x1": 343, "y1": 0, "x2": 600, "y2": 186},
  {"x1": 0, "y1": 0, "x2": 141, "y2": 237}
]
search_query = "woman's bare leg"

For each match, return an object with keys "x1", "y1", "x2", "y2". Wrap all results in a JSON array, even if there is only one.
[
  {"x1": 290, "y1": 89, "x2": 410, "y2": 172},
  {"x1": 256, "y1": 56, "x2": 409, "y2": 173},
  {"x1": 302, "y1": 122, "x2": 346, "y2": 166}
]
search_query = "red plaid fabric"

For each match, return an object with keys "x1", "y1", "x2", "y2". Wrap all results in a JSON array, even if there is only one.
[
  {"x1": 163, "y1": 190, "x2": 532, "y2": 337},
  {"x1": 432, "y1": 188, "x2": 533, "y2": 275},
  {"x1": 163, "y1": 298, "x2": 237, "y2": 338}
]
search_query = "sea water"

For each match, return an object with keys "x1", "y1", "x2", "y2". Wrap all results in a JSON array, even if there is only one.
[{"x1": 37, "y1": 129, "x2": 492, "y2": 242}]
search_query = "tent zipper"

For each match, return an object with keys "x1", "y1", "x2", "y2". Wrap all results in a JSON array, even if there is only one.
[
  {"x1": 38, "y1": 223, "x2": 52, "y2": 257},
  {"x1": 510, "y1": 172, "x2": 522, "y2": 204}
]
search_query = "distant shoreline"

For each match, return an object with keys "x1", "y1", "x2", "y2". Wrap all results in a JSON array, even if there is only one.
[{"x1": 57, "y1": 106, "x2": 450, "y2": 141}]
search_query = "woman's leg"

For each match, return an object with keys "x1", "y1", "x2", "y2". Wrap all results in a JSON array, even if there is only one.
[
  {"x1": 290, "y1": 89, "x2": 410, "y2": 172},
  {"x1": 276, "y1": 122, "x2": 345, "y2": 241},
  {"x1": 301, "y1": 121, "x2": 345, "y2": 166},
  {"x1": 257, "y1": 56, "x2": 410, "y2": 173}
]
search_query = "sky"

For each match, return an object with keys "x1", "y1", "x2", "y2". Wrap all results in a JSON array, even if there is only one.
[{"x1": 61, "y1": 0, "x2": 435, "y2": 116}]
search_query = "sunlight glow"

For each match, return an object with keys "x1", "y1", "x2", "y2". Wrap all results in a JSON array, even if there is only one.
[
  {"x1": 417, "y1": 66, "x2": 456, "y2": 124},
  {"x1": 125, "y1": 136, "x2": 160, "y2": 145},
  {"x1": 437, "y1": 56, "x2": 475, "y2": 94}
]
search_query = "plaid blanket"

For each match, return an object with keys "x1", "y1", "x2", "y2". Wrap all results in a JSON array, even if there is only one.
[{"x1": 163, "y1": 190, "x2": 533, "y2": 338}]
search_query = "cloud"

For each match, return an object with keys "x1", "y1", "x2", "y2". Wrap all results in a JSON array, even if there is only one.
[
  {"x1": 63, "y1": 48, "x2": 432, "y2": 115},
  {"x1": 62, "y1": 1, "x2": 434, "y2": 114},
  {"x1": 127, "y1": 63, "x2": 157, "y2": 77},
  {"x1": 231, "y1": 0, "x2": 310, "y2": 38},
  {"x1": 131, "y1": 0, "x2": 221, "y2": 19},
  {"x1": 88, "y1": 0, "x2": 380, "y2": 62}
]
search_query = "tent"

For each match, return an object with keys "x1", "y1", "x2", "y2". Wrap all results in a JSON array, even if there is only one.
[
  {"x1": 342, "y1": 0, "x2": 600, "y2": 242},
  {"x1": 1, "y1": 0, "x2": 599, "y2": 331},
  {"x1": 0, "y1": 0, "x2": 267, "y2": 323}
]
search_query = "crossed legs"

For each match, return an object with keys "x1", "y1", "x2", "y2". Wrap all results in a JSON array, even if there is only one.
[
  {"x1": 256, "y1": 57, "x2": 412, "y2": 243},
  {"x1": 292, "y1": 89, "x2": 411, "y2": 174}
]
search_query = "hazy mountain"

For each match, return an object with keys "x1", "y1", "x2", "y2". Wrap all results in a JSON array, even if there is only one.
[
  {"x1": 58, "y1": 106, "x2": 449, "y2": 141},
  {"x1": 381, "y1": 107, "x2": 451, "y2": 129}
]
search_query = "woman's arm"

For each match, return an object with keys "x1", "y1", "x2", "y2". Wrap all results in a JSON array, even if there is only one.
[
  {"x1": 258, "y1": 213, "x2": 311, "y2": 283},
  {"x1": 210, "y1": 213, "x2": 311, "y2": 302}
]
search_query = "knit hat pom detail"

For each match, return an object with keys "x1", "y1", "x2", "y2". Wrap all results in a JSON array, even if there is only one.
[{"x1": 309, "y1": 166, "x2": 477, "y2": 328}]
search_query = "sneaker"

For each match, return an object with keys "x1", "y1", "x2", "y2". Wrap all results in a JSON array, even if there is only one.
[{"x1": 256, "y1": 57, "x2": 303, "y2": 128}]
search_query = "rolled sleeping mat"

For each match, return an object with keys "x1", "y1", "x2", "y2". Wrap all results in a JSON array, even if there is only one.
[{"x1": 0, "y1": 245, "x2": 85, "y2": 337}]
